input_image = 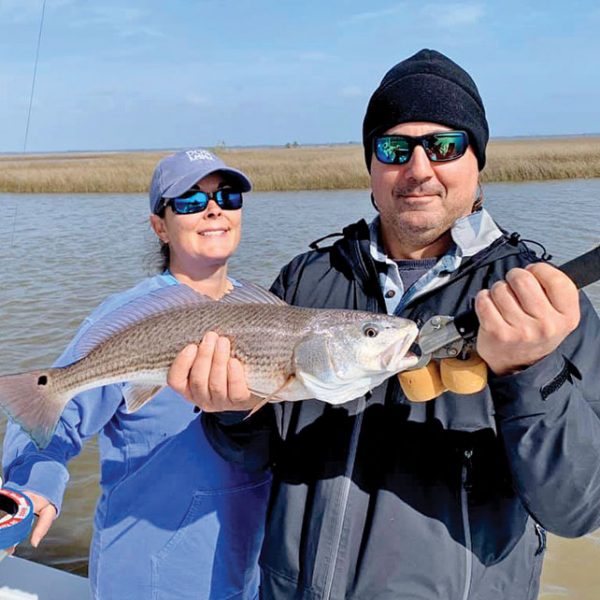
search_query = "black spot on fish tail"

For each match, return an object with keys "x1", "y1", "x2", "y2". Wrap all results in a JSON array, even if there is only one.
[{"x1": 0, "y1": 369, "x2": 72, "y2": 449}]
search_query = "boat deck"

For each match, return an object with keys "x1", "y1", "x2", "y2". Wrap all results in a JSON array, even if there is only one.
[{"x1": 0, "y1": 556, "x2": 90, "y2": 599}]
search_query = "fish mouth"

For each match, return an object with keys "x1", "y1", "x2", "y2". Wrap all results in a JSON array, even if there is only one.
[{"x1": 380, "y1": 330, "x2": 420, "y2": 371}]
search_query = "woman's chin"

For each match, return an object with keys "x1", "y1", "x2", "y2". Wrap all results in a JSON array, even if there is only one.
[
  {"x1": 196, "y1": 245, "x2": 237, "y2": 263},
  {"x1": 198, "y1": 232, "x2": 240, "y2": 255}
]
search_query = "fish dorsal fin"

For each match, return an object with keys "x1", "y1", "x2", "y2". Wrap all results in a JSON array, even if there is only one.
[
  {"x1": 123, "y1": 384, "x2": 165, "y2": 413},
  {"x1": 221, "y1": 280, "x2": 287, "y2": 305},
  {"x1": 72, "y1": 284, "x2": 211, "y2": 360},
  {"x1": 71, "y1": 281, "x2": 284, "y2": 362}
]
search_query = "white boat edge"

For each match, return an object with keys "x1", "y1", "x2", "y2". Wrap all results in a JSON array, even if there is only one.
[{"x1": 0, "y1": 556, "x2": 90, "y2": 600}]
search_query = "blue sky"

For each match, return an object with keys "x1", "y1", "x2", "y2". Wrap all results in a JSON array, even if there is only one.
[{"x1": 1, "y1": 0, "x2": 600, "y2": 153}]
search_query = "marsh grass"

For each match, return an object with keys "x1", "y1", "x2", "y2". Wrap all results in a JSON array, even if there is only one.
[
  {"x1": 483, "y1": 137, "x2": 600, "y2": 182},
  {"x1": 1, "y1": 137, "x2": 599, "y2": 194}
]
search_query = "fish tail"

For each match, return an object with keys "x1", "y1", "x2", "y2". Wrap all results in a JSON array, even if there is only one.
[{"x1": 0, "y1": 369, "x2": 71, "y2": 449}]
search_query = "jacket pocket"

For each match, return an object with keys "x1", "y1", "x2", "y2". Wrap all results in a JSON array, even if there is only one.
[{"x1": 151, "y1": 478, "x2": 270, "y2": 600}]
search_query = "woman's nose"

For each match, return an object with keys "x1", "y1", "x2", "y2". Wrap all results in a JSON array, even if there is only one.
[{"x1": 204, "y1": 198, "x2": 222, "y2": 218}]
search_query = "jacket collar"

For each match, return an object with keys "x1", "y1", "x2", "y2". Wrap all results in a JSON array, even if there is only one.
[
  {"x1": 328, "y1": 210, "x2": 525, "y2": 313},
  {"x1": 367, "y1": 208, "x2": 503, "y2": 265}
]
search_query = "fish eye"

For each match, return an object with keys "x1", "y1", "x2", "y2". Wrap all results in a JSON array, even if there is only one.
[{"x1": 363, "y1": 325, "x2": 379, "y2": 338}]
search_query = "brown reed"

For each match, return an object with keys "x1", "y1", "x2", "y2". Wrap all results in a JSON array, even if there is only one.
[{"x1": 0, "y1": 137, "x2": 599, "y2": 194}]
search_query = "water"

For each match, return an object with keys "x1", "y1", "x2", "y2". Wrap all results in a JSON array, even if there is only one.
[{"x1": 0, "y1": 180, "x2": 599, "y2": 596}]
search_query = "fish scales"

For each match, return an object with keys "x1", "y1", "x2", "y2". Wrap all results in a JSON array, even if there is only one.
[
  {"x1": 56, "y1": 303, "x2": 320, "y2": 394},
  {"x1": 0, "y1": 282, "x2": 419, "y2": 448}
]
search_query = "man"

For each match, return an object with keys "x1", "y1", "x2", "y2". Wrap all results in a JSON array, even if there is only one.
[{"x1": 169, "y1": 49, "x2": 600, "y2": 599}]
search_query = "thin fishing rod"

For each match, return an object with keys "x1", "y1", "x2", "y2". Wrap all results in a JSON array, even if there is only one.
[{"x1": 23, "y1": 0, "x2": 47, "y2": 152}]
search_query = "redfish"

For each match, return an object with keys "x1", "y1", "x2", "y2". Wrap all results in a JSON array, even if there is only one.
[{"x1": 0, "y1": 282, "x2": 418, "y2": 448}]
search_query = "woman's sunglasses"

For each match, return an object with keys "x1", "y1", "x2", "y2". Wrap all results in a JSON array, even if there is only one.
[
  {"x1": 164, "y1": 188, "x2": 243, "y2": 215},
  {"x1": 374, "y1": 131, "x2": 469, "y2": 165}
]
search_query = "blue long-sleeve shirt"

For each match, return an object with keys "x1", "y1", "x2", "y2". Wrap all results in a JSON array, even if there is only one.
[{"x1": 3, "y1": 273, "x2": 271, "y2": 600}]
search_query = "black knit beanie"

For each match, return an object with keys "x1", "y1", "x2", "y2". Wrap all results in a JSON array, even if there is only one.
[{"x1": 362, "y1": 49, "x2": 488, "y2": 171}]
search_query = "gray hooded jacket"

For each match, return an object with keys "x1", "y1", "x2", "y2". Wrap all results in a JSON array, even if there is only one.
[{"x1": 203, "y1": 217, "x2": 600, "y2": 600}]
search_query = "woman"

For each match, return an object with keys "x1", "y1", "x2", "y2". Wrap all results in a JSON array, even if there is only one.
[{"x1": 2, "y1": 149, "x2": 271, "y2": 600}]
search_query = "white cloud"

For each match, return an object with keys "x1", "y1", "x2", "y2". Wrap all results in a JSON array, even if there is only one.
[
  {"x1": 340, "y1": 85, "x2": 362, "y2": 98},
  {"x1": 340, "y1": 5, "x2": 406, "y2": 25},
  {"x1": 184, "y1": 94, "x2": 212, "y2": 108},
  {"x1": 0, "y1": 0, "x2": 74, "y2": 23},
  {"x1": 340, "y1": 1, "x2": 484, "y2": 29},
  {"x1": 0, "y1": 2, "x2": 164, "y2": 36},
  {"x1": 71, "y1": 6, "x2": 146, "y2": 26},
  {"x1": 421, "y1": 3, "x2": 485, "y2": 28},
  {"x1": 297, "y1": 51, "x2": 336, "y2": 62},
  {"x1": 118, "y1": 25, "x2": 166, "y2": 39},
  {"x1": 68, "y1": 5, "x2": 165, "y2": 38},
  {"x1": 0, "y1": 0, "x2": 35, "y2": 20},
  {"x1": 589, "y1": 7, "x2": 600, "y2": 21}
]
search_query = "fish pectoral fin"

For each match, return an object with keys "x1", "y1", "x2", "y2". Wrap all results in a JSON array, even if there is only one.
[
  {"x1": 244, "y1": 397, "x2": 270, "y2": 420},
  {"x1": 244, "y1": 376, "x2": 296, "y2": 419},
  {"x1": 123, "y1": 384, "x2": 165, "y2": 413}
]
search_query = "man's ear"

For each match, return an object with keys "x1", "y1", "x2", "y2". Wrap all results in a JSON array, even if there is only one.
[
  {"x1": 472, "y1": 182, "x2": 484, "y2": 212},
  {"x1": 150, "y1": 214, "x2": 169, "y2": 243}
]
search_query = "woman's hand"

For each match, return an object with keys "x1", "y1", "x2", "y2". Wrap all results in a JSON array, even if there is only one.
[
  {"x1": 2, "y1": 491, "x2": 57, "y2": 556},
  {"x1": 28, "y1": 491, "x2": 57, "y2": 547},
  {"x1": 168, "y1": 332, "x2": 261, "y2": 412},
  {"x1": 475, "y1": 262, "x2": 580, "y2": 376}
]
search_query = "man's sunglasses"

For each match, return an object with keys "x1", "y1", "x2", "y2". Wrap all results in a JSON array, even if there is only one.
[
  {"x1": 164, "y1": 189, "x2": 243, "y2": 215},
  {"x1": 374, "y1": 131, "x2": 469, "y2": 165}
]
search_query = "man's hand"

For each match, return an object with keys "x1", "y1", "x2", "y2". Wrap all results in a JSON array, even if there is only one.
[
  {"x1": 475, "y1": 262, "x2": 580, "y2": 376},
  {"x1": 2, "y1": 491, "x2": 57, "y2": 556},
  {"x1": 168, "y1": 332, "x2": 260, "y2": 412}
]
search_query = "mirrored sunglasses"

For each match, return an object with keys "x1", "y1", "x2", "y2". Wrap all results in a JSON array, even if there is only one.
[
  {"x1": 374, "y1": 131, "x2": 469, "y2": 165},
  {"x1": 165, "y1": 189, "x2": 243, "y2": 215}
]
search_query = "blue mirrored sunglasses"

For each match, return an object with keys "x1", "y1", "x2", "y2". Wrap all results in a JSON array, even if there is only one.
[
  {"x1": 374, "y1": 131, "x2": 469, "y2": 165},
  {"x1": 164, "y1": 189, "x2": 243, "y2": 215}
]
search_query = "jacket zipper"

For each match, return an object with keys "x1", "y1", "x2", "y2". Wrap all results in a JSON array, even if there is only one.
[
  {"x1": 323, "y1": 396, "x2": 366, "y2": 600},
  {"x1": 461, "y1": 449, "x2": 473, "y2": 600},
  {"x1": 343, "y1": 232, "x2": 520, "y2": 599},
  {"x1": 534, "y1": 523, "x2": 546, "y2": 556},
  {"x1": 321, "y1": 246, "x2": 377, "y2": 599}
]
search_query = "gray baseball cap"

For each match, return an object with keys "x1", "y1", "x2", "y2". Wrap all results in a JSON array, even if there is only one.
[{"x1": 149, "y1": 149, "x2": 252, "y2": 214}]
